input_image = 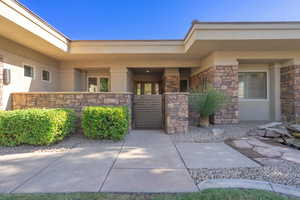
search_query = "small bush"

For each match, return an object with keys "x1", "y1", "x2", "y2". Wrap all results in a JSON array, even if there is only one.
[
  {"x1": 0, "y1": 108, "x2": 76, "y2": 146},
  {"x1": 82, "y1": 106, "x2": 129, "y2": 140},
  {"x1": 189, "y1": 87, "x2": 228, "y2": 117}
]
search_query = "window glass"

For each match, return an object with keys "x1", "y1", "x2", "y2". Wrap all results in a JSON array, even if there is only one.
[
  {"x1": 239, "y1": 72, "x2": 267, "y2": 99},
  {"x1": 99, "y1": 78, "x2": 109, "y2": 92},
  {"x1": 42, "y1": 70, "x2": 50, "y2": 81},
  {"x1": 24, "y1": 65, "x2": 34, "y2": 78},
  {"x1": 154, "y1": 83, "x2": 160, "y2": 94},
  {"x1": 144, "y1": 83, "x2": 152, "y2": 95},
  {"x1": 180, "y1": 80, "x2": 188, "y2": 92},
  {"x1": 136, "y1": 83, "x2": 142, "y2": 95},
  {"x1": 88, "y1": 77, "x2": 97, "y2": 92}
]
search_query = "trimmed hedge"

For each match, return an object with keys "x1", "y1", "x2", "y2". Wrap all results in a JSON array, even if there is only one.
[
  {"x1": 0, "y1": 108, "x2": 76, "y2": 146},
  {"x1": 82, "y1": 106, "x2": 129, "y2": 140}
]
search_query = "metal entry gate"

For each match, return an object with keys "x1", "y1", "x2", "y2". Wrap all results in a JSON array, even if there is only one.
[{"x1": 133, "y1": 95, "x2": 163, "y2": 129}]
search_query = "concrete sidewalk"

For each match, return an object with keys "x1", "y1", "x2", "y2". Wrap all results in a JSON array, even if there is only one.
[{"x1": 0, "y1": 130, "x2": 259, "y2": 193}]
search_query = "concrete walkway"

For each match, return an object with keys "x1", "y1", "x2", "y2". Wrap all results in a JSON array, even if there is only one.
[{"x1": 0, "y1": 130, "x2": 291, "y2": 194}]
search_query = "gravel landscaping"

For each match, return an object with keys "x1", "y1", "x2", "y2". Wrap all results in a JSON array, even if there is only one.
[
  {"x1": 189, "y1": 158, "x2": 300, "y2": 188},
  {"x1": 0, "y1": 131, "x2": 121, "y2": 155},
  {"x1": 170, "y1": 122, "x2": 264, "y2": 143}
]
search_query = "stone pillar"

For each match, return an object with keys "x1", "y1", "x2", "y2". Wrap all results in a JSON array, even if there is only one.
[
  {"x1": 164, "y1": 92, "x2": 189, "y2": 134},
  {"x1": 280, "y1": 65, "x2": 300, "y2": 122},
  {"x1": 213, "y1": 65, "x2": 239, "y2": 124},
  {"x1": 110, "y1": 66, "x2": 128, "y2": 92},
  {"x1": 189, "y1": 65, "x2": 239, "y2": 124},
  {"x1": 0, "y1": 57, "x2": 3, "y2": 110},
  {"x1": 163, "y1": 68, "x2": 180, "y2": 92}
]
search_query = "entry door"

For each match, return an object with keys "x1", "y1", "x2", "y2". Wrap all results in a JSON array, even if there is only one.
[
  {"x1": 135, "y1": 81, "x2": 161, "y2": 95},
  {"x1": 87, "y1": 77, "x2": 109, "y2": 92},
  {"x1": 133, "y1": 95, "x2": 162, "y2": 129}
]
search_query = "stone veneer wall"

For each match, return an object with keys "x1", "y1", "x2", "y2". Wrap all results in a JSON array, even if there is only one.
[
  {"x1": 280, "y1": 65, "x2": 300, "y2": 122},
  {"x1": 190, "y1": 65, "x2": 239, "y2": 124},
  {"x1": 11, "y1": 92, "x2": 133, "y2": 127},
  {"x1": 163, "y1": 70, "x2": 180, "y2": 93},
  {"x1": 164, "y1": 92, "x2": 189, "y2": 134}
]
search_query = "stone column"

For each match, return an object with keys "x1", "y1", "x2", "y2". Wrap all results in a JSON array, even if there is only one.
[
  {"x1": 213, "y1": 65, "x2": 239, "y2": 124},
  {"x1": 163, "y1": 68, "x2": 180, "y2": 92},
  {"x1": 280, "y1": 65, "x2": 300, "y2": 122},
  {"x1": 189, "y1": 65, "x2": 239, "y2": 124},
  {"x1": 164, "y1": 92, "x2": 189, "y2": 134},
  {"x1": 0, "y1": 57, "x2": 3, "y2": 110},
  {"x1": 110, "y1": 66, "x2": 128, "y2": 92}
]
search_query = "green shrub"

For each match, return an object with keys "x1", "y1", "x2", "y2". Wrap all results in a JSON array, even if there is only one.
[
  {"x1": 82, "y1": 106, "x2": 129, "y2": 140},
  {"x1": 0, "y1": 108, "x2": 76, "y2": 146},
  {"x1": 189, "y1": 86, "x2": 229, "y2": 117}
]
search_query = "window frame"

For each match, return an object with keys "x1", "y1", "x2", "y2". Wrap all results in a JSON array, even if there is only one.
[
  {"x1": 180, "y1": 79, "x2": 189, "y2": 92},
  {"x1": 87, "y1": 76, "x2": 110, "y2": 92},
  {"x1": 41, "y1": 69, "x2": 51, "y2": 83},
  {"x1": 238, "y1": 69, "x2": 269, "y2": 102},
  {"x1": 23, "y1": 63, "x2": 35, "y2": 79}
]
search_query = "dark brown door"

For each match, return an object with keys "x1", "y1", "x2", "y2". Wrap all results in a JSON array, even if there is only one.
[{"x1": 133, "y1": 95, "x2": 162, "y2": 129}]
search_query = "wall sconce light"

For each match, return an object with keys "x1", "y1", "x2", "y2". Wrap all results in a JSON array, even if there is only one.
[{"x1": 3, "y1": 69, "x2": 11, "y2": 85}]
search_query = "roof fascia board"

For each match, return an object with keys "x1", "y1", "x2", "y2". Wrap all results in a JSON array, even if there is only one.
[
  {"x1": 70, "y1": 40, "x2": 185, "y2": 54},
  {"x1": 0, "y1": 0, "x2": 69, "y2": 52}
]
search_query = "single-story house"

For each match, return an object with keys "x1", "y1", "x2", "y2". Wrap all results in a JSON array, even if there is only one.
[{"x1": 0, "y1": 0, "x2": 300, "y2": 133}]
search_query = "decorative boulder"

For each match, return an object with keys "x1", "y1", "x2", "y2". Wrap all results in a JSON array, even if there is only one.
[{"x1": 257, "y1": 122, "x2": 282, "y2": 130}]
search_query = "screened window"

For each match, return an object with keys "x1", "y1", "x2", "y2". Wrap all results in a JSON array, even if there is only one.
[
  {"x1": 88, "y1": 77, "x2": 97, "y2": 92},
  {"x1": 180, "y1": 80, "x2": 188, "y2": 92},
  {"x1": 88, "y1": 77, "x2": 109, "y2": 92},
  {"x1": 239, "y1": 72, "x2": 267, "y2": 99},
  {"x1": 24, "y1": 65, "x2": 34, "y2": 78},
  {"x1": 42, "y1": 70, "x2": 50, "y2": 81},
  {"x1": 99, "y1": 78, "x2": 109, "y2": 92}
]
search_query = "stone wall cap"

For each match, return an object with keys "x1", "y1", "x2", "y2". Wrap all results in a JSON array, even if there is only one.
[
  {"x1": 164, "y1": 92, "x2": 190, "y2": 95},
  {"x1": 12, "y1": 92, "x2": 133, "y2": 95}
]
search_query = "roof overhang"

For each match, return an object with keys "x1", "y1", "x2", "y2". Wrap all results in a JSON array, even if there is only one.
[
  {"x1": 0, "y1": 0, "x2": 300, "y2": 61},
  {"x1": 0, "y1": 0, "x2": 69, "y2": 58}
]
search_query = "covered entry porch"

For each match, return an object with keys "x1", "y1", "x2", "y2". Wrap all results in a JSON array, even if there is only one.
[{"x1": 128, "y1": 68, "x2": 190, "y2": 129}]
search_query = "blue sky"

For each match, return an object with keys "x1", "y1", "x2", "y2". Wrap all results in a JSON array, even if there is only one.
[{"x1": 19, "y1": 0, "x2": 300, "y2": 40}]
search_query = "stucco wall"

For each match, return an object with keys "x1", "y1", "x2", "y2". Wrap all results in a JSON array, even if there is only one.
[
  {"x1": 0, "y1": 36, "x2": 59, "y2": 110},
  {"x1": 239, "y1": 65, "x2": 271, "y2": 121}
]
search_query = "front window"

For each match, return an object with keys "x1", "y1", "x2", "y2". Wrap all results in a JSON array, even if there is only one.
[
  {"x1": 24, "y1": 65, "x2": 34, "y2": 78},
  {"x1": 99, "y1": 77, "x2": 109, "y2": 92},
  {"x1": 180, "y1": 79, "x2": 188, "y2": 92},
  {"x1": 42, "y1": 70, "x2": 50, "y2": 82},
  {"x1": 239, "y1": 72, "x2": 267, "y2": 99},
  {"x1": 88, "y1": 77, "x2": 109, "y2": 92}
]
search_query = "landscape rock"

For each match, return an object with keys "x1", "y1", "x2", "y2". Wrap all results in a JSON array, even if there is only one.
[
  {"x1": 286, "y1": 138, "x2": 300, "y2": 149},
  {"x1": 266, "y1": 127, "x2": 292, "y2": 138},
  {"x1": 253, "y1": 147, "x2": 282, "y2": 158},
  {"x1": 211, "y1": 128, "x2": 225, "y2": 137},
  {"x1": 257, "y1": 122, "x2": 282, "y2": 130},
  {"x1": 247, "y1": 138, "x2": 273, "y2": 148},
  {"x1": 232, "y1": 140, "x2": 253, "y2": 149},
  {"x1": 282, "y1": 151, "x2": 300, "y2": 164},
  {"x1": 288, "y1": 124, "x2": 300, "y2": 132}
]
